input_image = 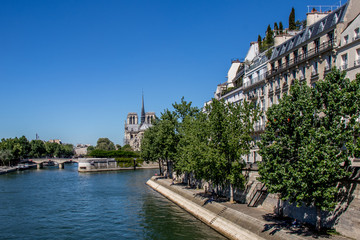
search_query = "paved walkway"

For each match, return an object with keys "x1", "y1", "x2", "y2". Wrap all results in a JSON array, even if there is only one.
[{"x1": 152, "y1": 177, "x2": 351, "y2": 240}]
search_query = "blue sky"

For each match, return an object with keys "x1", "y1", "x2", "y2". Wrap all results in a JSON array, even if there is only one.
[{"x1": 0, "y1": 0, "x2": 343, "y2": 146}]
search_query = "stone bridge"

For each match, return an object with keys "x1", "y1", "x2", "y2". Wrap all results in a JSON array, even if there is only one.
[{"x1": 29, "y1": 158, "x2": 77, "y2": 169}]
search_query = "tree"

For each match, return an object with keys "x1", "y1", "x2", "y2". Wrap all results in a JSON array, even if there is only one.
[
  {"x1": 141, "y1": 122, "x2": 163, "y2": 175},
  {"x1": 279, "y1": 21, "x2": 284, "y2": 34},
  {"x1": 259, "y1": 69, "x2": 360, "y2": 231},
  {"x1": 205, "y1": 99, "x2": 260, "y2": 202},
  {"x1": 265, "y1": 24, "x2": 274, "y2": 47},
  {"x1": 96, "y1": 138, "x2": 115, "y2": 151},
  {"x1": 289, "y1": 7, "x2": 296, "y2": 30},
  {"x1": 0, "y1": 149, "x2": 13, "y2": 166},
  {"x1": 122, "y1": 144, "x2": 132, "y2": 151},
  {"x1": 29, "y1": 140, "x2": 47, "y2": 158},
  {"x1": 257, "y1": 35, "x2": 262, "y2": 51},
  {"x1": 274, "y1": 22, "x2": 279, "y2": 35}
]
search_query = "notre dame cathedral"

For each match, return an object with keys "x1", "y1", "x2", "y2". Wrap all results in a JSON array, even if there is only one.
[{"x1": 124, "y1": 94, "x2": 156, "y2": 151}]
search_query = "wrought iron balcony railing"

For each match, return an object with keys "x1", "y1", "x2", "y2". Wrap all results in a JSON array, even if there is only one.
[{"x1": 266, "y1": 40, "x2": 334, "y2": 78}]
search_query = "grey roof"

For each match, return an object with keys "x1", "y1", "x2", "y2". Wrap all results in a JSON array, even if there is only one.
[{"x1": 271, "y1": 3, "x2": 348, "y2": 60}]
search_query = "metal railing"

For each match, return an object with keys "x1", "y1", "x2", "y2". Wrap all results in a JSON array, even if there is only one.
[
  {"x1": 243, "y1": 74, "x2": 266, "y2": 88},
  {"x1": 267, "y1": 40, "x2": 334, "y2": 78}
]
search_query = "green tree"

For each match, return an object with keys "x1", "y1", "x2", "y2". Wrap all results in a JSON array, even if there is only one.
[
  {"x1": 205, "y1": 99, "x2": 260, "y2": 202},
  {"x1": 279, "y1": 21, "x2": 284, "y2": 34},
  {"x1": 259, "y1": 69, "x2": 360, "y2": 231},
  {"x1": 257, "y1": 35, "x2": 262, "y2": 51},
  {"x1": 0, "y1": 149, "x2": 13, "y2": 166},
  {"x1": 274, "y1": 22, "x2": 279, "y2": 35},
  {"x1": 29, "y1": 140, "x2": 47, "y2": 158},
  {"x1": 289, "y1": 7, "x2": 296, "y2": 30},
  {"x1": 122, "y1": 144, "x2": 132, "y2": 151},
  {"x1": 96, "y1": 138, "x2": 115, "y2": 151},
  {"x1": 265, "y1": 24, "x2": 274, "y2": 47},
  {"x1": 87, "y1": 145, "x2": 95, "y2": 152},
  {"x1": 141, "y1": 122, "x2": 163, "y2": 175}
]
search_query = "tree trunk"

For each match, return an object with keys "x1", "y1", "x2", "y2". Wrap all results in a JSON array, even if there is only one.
[
  {"x1": 316, "y1": 206, "x2": 321, "y2": 232},
  {"x1": 229, "y1": 183, "x2": 234, "y2": 203},
  {"x1": 158, "y1": 160, "x2": 162, "y2": 176}
]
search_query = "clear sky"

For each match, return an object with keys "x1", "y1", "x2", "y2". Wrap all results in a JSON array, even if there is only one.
[{"x1": 0, "y1": 0, "x2": 344, "y2": 146}]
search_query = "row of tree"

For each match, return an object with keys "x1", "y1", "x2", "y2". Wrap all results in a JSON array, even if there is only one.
[
  {"x1": 141, "y1": 97, "x2": 260, "y2": 202},
  {"x1": 0, "y1": 136, "x2": 74, "y2": 166},
  {"x1": 141, "y1": 69, "x2": 360, "y2": 230}
]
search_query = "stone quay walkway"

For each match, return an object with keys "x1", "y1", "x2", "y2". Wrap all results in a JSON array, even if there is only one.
[{"x1": 147, "y1": 176, "x2": 351, "y2": 240}]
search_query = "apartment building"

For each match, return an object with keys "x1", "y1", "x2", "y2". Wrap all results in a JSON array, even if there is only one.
[
  {"x1": 336, "y1": 13, "x2": 360, "y2": 80},
  {"x1": 206, "y1": 0, "x2": 360, "y2": 164}
]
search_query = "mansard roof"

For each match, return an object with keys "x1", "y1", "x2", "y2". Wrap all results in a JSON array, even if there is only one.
[{"x1": 270, "y1": 3, "x2": 348, "y2": 61}]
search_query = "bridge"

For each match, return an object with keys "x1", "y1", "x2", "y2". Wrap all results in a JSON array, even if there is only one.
[{"x1": 28, "y1": 158, "x2": 77, "y2": 169}]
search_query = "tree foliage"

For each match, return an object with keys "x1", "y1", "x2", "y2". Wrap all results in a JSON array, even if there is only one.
[
  {"x1": 259, "y1": 69, "x2": 360, "y2": 230},
  {"x1": 289, "y1": 7, "x2": 296, "y2": 30},
  {"x1": 95, "y1": 138, "x2": 116, "y2": 151}
]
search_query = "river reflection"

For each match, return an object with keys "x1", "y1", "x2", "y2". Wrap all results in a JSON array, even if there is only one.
[{"x1": 0, "y1": 164, "x2": 225, "y2": 240}]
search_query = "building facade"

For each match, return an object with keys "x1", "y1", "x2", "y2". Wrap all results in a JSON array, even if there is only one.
[{"x1": 124, "y1": 95, "x2": 156, "y2": 151}]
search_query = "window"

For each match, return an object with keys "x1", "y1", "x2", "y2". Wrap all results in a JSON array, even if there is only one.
[
  {"x1": 285, "y1": 55, "x2": 290, "y2": 66},
  {"x1": 344, "y1": 35, "x2": 349, "y2": 45},
  {"x1": 312, "y1": 61, "x2": 318, "y2": 75},
  {"x1": 326, "y1": 55, "x2": 332, "y2": 70},
  {"x1": 355, "y1": 28, "x2": 360, "y2": 40},
  {"x1": 292, "y1": 70, "x2": 296, "y2": 79},
  {"x1": 284, "y1": 74, "x2": 288, "y2": 83},
  {"x1": 302, "y1": 66, "x2": 306, "y2": 79},
  {"x1": 318, "y1": 21, "x2": 325, "y2": 33},
  {"x1": 302, "y1": 45, "x2": 307, "y2": 56},
  {"x1": 314, "y1": 38, "x2": 320, "y2": 52},
  {"x1": 294, "y1": 49, "x2": 298, "y2": 62},
  {"x1": 341, "y1": 54, "x2": 348, "y2": 70},
  {"x1": 327, "y1": 31, "x2": 334, "y2": 42},
  {"x1": 333, "y1": 13, "x2": 339, "y2": 24}
]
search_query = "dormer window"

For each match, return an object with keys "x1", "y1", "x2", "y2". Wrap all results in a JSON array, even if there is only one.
[
  {"x1": 318, "y1": 21, "x2": 325, "y2": 34},
  {"x1": 333, "y1": 13, "x2": 339, "y2": 24},
  {"x1": 354, "y1": 28, "x2": 360, "y2": 40},
  {"x1": 307, "y1": 28, "x2": 312, "y2": 38}
]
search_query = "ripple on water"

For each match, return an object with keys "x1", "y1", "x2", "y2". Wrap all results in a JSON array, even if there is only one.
[{"x1": 0, "y1": 166, "x2": 226, "y2": 240}]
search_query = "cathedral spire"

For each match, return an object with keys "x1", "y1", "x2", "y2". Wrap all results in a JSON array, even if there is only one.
[{"x1": 141, "y1": 92, "x2": 145, "y2": 124}]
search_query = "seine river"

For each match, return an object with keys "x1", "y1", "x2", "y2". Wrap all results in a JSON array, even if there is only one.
[{"x1": 0, "y1": 164, "x2": 225, "y2": 240}]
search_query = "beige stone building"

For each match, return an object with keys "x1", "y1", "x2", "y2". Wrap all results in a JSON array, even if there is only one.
[{"x1": 124, "y1": 95, "x2": 156, "y2": 151}]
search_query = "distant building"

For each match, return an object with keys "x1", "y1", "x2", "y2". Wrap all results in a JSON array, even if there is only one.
[
  {"x1": 124, "y1": 94, "x2": 156, "y2": 151},
  {"x1": 74, "y1": 144, "x2": 91, "y2": 157},
  {"x1": 49, "y1": 139, "x2": 62, "y2": 144}
]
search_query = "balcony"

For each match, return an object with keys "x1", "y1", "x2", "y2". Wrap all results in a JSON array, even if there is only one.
[
  {"x1": 266, "y1": 40, "x2": 334, "y2": 78},
  {"x1": 243, "y1": 74, "x2": 266, "y2": 89},
  {"x1": 355, "y1": 59, "x2": 360, "y2": 66}
]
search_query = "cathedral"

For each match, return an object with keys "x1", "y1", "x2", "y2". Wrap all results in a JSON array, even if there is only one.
[{"x1": 124, "y1": 95, "x2": 156, "y2": 151}]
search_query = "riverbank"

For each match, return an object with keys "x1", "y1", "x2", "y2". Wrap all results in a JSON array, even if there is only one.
[
  {"x1": 0, "y1": 166, "x2": 17, "y2": 175},
  {"x1": 146, "y1": 176, "x2": 351, "y2": 240}
]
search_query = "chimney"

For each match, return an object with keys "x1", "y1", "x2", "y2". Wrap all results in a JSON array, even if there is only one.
[{"x1": 306, "y1": 8, "x2": 330, "y2": 26}]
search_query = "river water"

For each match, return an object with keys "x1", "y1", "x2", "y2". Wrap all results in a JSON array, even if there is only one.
[{"x1": 0, "y1": 164, "x2": 226, "y2": 240}]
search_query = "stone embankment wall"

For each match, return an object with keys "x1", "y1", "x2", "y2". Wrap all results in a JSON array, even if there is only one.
[
  {"x1": 176, "y1": 168, "x2": 360, "y2": 240},
  {"x1": 147, "y1": 178, "x2": 266, "y2": 240}
]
